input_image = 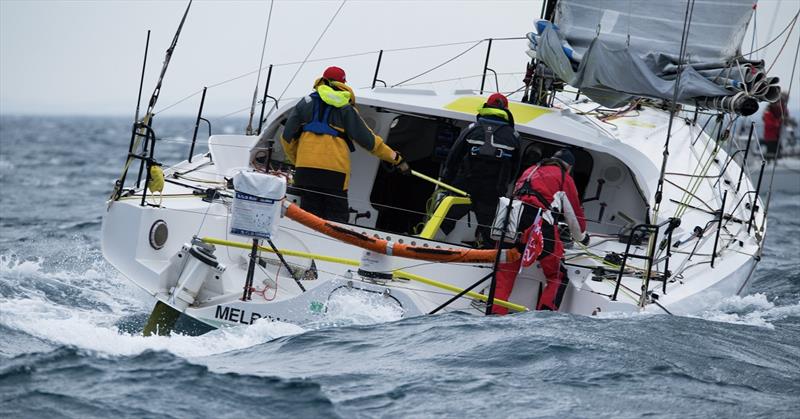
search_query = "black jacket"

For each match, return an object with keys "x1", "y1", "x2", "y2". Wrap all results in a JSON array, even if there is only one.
[{"x1": 442, "y1": 115, "x2": 520, "y2": 198}]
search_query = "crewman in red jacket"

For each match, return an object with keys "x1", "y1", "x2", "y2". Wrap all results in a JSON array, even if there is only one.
[
  {"x1": 762, "y1": 97, "x2": 788, "y2": 159},
  {"x1": 491, "y1": 149, "x2": 587, "y2": 314}
]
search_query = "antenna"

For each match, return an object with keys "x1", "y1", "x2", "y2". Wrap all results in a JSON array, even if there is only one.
[
  {"x1": 144, "y1": 0, "x2": 193, "y2": 120},
  {"x1": 134, "y1": 30, "x2": 151, "y2": 124},
  {"x1": 246, "y1": 0, "x2": 275, "y2": 136}
]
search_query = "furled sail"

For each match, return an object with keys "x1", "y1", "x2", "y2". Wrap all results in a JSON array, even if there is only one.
[{"x1": 527, "y1": 0, "x2": 779, "y2": 115}]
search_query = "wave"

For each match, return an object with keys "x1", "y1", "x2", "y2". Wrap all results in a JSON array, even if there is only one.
[
  {"x1": 0, "y1": 347, "x2": 338, "y2": 419},
  {"x1": 0, "y1": 158, "x2": 15, "y2": 172},
  {"x1": 694, "y1": 293, "x2": 800, "y2": 329},
  {"x1": 0, "y1": 251, "x2": 405, "y2": 360},
  {"x1": 1, "y1": 295, "x2": 304, "y2": 358}
]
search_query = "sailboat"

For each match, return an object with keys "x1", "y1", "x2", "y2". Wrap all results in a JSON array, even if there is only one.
[{"x1": 102, "y1": 0, "x2": 792, "y2": 335}]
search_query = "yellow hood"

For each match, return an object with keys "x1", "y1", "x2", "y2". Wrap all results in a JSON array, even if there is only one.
[{"x1": 313, "y1": 78, "x2": 355, "y2": 107}]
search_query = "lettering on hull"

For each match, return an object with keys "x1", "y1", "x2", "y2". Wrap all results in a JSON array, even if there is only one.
[{"x1": 214, "y1": 305, "x2": 285, "y2": 324}]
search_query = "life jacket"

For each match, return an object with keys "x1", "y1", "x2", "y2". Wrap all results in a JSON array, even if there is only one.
[
  {"x1": 514, "y1": 158, "x2": 566, "y2": 211},
  {"x1": 302, "y1": 92, "x2": 355, "y2": 152},
  {"x1": 464, "y1": 109, "x2": 518, "y2": 162}
]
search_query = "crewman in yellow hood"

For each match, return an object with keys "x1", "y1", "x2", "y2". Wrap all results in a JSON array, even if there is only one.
[{"x1": 278, "y1": 66, "x2": 410, "y2": 222}]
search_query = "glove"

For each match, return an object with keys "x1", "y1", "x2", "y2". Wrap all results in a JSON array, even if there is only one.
[
  {"x1": 580, "y1": 233, "x2": 590, "y2": 246},
  {"x1": 393, "y1": 151, "x2": 411, "y2": 175}
]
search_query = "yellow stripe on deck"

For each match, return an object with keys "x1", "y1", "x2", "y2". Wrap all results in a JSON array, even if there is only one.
[{"x1": 444, "y1": 96, "x2": 552, "y2": 124}]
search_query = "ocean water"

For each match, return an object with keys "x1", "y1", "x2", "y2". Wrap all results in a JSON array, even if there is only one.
[{"x1": 1, "y1": 115, "x2": 799, "y2": 418}]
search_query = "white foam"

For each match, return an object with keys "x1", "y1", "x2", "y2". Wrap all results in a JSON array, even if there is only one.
[
  {"x1": 0, "y1": 251, "x2": 406, "y2": 359},
  {"x1": 1, "y1": 251, "x2": 307, "y2": 358},
  {"x1": 0, "y1": 296, "x2": 305, "y2": 358},
  {"x1": 1, "y1": 251, "x2": 141, "y2": 313},
  {"x1": 311, "y1": 289, "x2": 405, "y2": 328},
  {"x1": 693, "y1": 293, "x2": 800, "y2": 329},
  {"x1": 1, "y1": 255, "x2": 44, "y2": 277},
  {"x1": 593, "y1": 310, "x2": 657, "y2": 320}
]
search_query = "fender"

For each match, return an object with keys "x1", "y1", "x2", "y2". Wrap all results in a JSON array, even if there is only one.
[
  {"x1": 551, "y1": 191, "x2": 585, "y2": 242},
  {"x1": 283, "y1": 201, "x2": 520, "y2": 264}
]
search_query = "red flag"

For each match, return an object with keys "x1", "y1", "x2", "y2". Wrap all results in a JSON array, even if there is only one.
[{"x1": 521, "y1": 212, "x2": 543, "y2": 268}]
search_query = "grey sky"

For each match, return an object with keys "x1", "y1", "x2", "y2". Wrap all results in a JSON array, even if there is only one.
[{"x1": 1, "y1": 0, "x2": 798, "y2": 118}]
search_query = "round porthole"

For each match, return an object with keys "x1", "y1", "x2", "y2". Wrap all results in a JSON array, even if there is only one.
[
  {"x1": 603, "y1": 165, "x2": 624, "y2": 185},
  {"x1": 149, "y1": 220, "x2": 168, "y2": 250}
]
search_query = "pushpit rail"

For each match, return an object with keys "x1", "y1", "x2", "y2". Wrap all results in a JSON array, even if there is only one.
[{"x1": 114, "y1": 121, "x2": 159, "y2": 207}]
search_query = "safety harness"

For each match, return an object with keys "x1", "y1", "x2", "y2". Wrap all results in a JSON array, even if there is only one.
[
  {"x1": 466, "y1": 106, "x2": 517, "y2": 161},
  {"x1": 514, "y1": 158, "x2": 566, "y2": 211},
  {"x1": 302, "y1": 92, "x2": 355, "y2": 152},
  {"x1": 467, "y1": 123, "x2": 517, "y2": 160}
]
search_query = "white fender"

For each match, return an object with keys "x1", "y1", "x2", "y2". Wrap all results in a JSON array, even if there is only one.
[{"x1": 551, "y1": 191, "x2": 585, "y2": 242}]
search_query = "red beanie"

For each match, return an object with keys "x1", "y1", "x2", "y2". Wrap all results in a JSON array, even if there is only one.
[
  {"x1": 323, "y1": 66, "x2": 347, "y2": 83},
  {"x1": 486, "y1": 93, "x2": 508, "y2": 109}
]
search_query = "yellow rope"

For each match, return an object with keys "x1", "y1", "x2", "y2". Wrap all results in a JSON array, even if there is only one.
[{"x1": 201, "y1": 236, "x2": 528, "y2": 312}]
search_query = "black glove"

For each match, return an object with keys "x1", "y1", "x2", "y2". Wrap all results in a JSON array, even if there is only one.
[
  {"x1": 394, "y1": 152, "x2": 411, "y2": 175},
  {"x1": 580, "y1": 233, "x2": 590, "y2": 246}
]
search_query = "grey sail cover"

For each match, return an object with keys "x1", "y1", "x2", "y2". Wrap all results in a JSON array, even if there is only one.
[{"x1": 531, "y1": 0, "x2": 762, "y2": 108}]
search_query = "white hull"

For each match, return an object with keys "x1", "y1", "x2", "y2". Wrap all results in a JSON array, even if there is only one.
[{"x1": 102, "y1": 90, "x2": 766, "y2": 329}]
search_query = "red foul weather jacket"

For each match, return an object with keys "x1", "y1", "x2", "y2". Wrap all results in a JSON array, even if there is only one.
[
  {"x1": 762, "y1": 107, "x2": 783, "y2": 143},
  {"x1": 514, "y1": 163, "x2": 586, "y2": 233}
]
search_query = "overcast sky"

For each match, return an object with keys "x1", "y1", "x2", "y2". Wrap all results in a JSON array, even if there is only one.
[{"x1": 1, "y1": 0, "x2": 798, "y2": 118}]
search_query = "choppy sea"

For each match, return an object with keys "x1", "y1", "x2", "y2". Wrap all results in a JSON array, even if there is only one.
[{"x1": 1, "y1": 115, "x2": 799, "y2": 418}]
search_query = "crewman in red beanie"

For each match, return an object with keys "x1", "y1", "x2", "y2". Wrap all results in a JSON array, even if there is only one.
[
  {"x1": 440, "y1": 93, "x2": 520, "y2": 247},
  {"x1": 257, "y1": 66, "x2": 409, "y2": 222}
]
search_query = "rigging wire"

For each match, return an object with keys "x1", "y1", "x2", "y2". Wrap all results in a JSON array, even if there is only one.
[
  {"x1": 760, "y1": 29, "x2": 800, "y2": 243},
  {"x1": 764, "y1": 0, "x2": 783, "y2": 50},
  {"x1": 383, "y1": 39, "x2": 482, "y2": 53},
  {"x1": 246, "y1": 0, "x2": 275, "y2": 135},
  {"x1": 645, "y1": 0, "x2": 695, "y2": 307},
  {"x1": 153, "y1": 37, "x2": 520, "y2": 115},
  {"x1": 391, "y1": 40, "x2": 485, "y2": 87},
  {"x1": 150, "y1": 11, "x2": 798, "y2": 117},
  {"x1": 766, "y1": 9, "x2": 800, "y2": 74},
  {"x1": 747, "y1": 2, "x2": 758, "y2": 60},
  {"x1": 740, "y1": 9, "x2": 799, "y2": 59},
  {"x1": 275, "y1": 0, "x2": 347, "y2": 103},
  {"x1": 654, "y1": 0, "x2": 695, "y2": 216}
]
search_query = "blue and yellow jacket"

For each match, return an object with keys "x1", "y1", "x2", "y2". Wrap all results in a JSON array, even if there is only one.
[{"x1": 281, "y1": 79, "x2": 397, "y2": 191}]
